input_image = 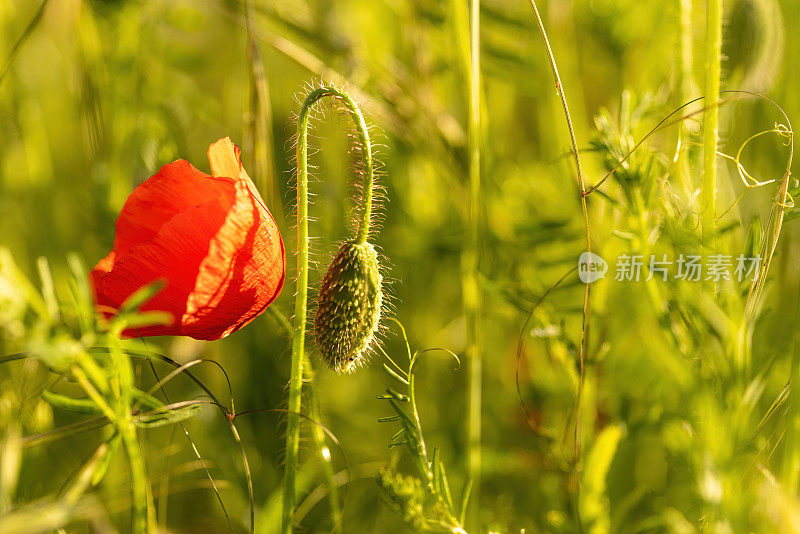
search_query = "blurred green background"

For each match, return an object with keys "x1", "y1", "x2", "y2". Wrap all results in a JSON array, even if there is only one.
[{"x1": 3, "y1": 0, "x2": 800, "y2": 532}]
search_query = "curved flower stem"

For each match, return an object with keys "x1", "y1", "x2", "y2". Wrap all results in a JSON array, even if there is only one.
[{"x1": 282, "y1": 85, "x2": 375, "y2": 534}]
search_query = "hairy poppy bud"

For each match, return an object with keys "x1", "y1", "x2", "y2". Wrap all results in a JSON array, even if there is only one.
[{"x1": 314, "y1": 240, "x2": 382, "y2": 373}]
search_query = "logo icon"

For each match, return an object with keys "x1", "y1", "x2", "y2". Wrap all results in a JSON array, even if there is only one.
[{"x1": 578, "y1": 252, "x2": 608, "y2": 283}]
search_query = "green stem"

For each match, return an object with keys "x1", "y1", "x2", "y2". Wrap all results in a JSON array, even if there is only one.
[
  {"x1": 282, "y1": 85, "x2": 375, "y2": 534},
  {"x1": 701, "y1": 0, "x2": 722, "y2": 239},
  {"x1": 526, "y1": 1, "x2": 592, "y2": 530},
  {"x1": 76, "y1": 346, "x2": 149, "y2": 534},
  {"x1": 408, "y1": 360, "x2": 431, "y2": 482},
  {"x1": 784, "y1": 344, "x2": 800, "y2": 490},
  {"x1": 679, "y1": 0, "x2": 694, "y2": 106},
  {"x1": 305, "y1": 357, "x2": 342, "y2": 534},
  {"x1": 465, "y1": 0, "x2": 482, "y2": 529},
  {"x1": 780, "y1": 255, "x2": 800, "y2": 488},
  {"x1": 675, "y1": 0, "x2": 695, "y2": 198},
  {"x1": 121, "y1": 421, "x2": 148, "y2": 534},
  {"x1": 111, "y1": 332, "x2": 150, "y2": 534}
]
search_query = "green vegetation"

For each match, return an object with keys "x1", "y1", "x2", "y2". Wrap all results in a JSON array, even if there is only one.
[{"x1": 2, "y1": 0, "x2": 800, "y2": 532}]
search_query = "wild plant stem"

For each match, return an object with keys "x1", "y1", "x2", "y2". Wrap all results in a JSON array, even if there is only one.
[
  {"x1": 0, "y1": 0, "x2": 50, "y2": 87},
  {"x1": 783, "y1": 298, "x2": 800, "y2": 489},
  {"x1": 75, "y1": 344, "x2": 149, "y2": 533},
  {"x1": 526, "y1": 1, "x2": 591, "y2": 528},
  {"x1": 701, "y1": 0, "x2": 722, "y2": 239},
  {"x1": 679, "y1": 0, "x2": 695, "y2": 110},
  {"x1": 305, "y1": 357, "x2": 342, "y2": 534},
  {"x1": 111, "y1": 334, "x2": 151, "y2": 534},
  {"x1": 408, "y1": 360, "x2": 431, "y2": 481},
  {"x1": 282, "y1": 85, "x2": 375, "y2": 534},
  {"x1": 283, "y1": 108, "x2": 310, "y2": 534},
  {"x1": 780, "y1": 217, "x2": 800, "y2": 488},
  {"x1": 465, "y1": 0, "x2": 482, "y2": 528},
  {"x1": 120, "y1": 421, "x2": 149, "y2": 534},
  {"x1": 675, "y1": 0, "x2": 695, "y2": 198}
]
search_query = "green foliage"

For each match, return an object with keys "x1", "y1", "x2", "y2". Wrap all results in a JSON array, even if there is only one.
[
  {"x1": 0, "y1": 250, "x2": 209, "y2": 532},
  {"x1": 377, "y1": 468, "x2": 428, "y2": 530},
  {"x1": 3, "y1": 0, "x2": 800, "y2": 532},
  {"x1": 376, "y1": 326, "x2": 468, "y2": 532}
]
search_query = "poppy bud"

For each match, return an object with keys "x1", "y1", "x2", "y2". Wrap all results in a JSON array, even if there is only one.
[
  {"x1": 90, "y1": 138, "x2": 285, "y2": 340},
  {"x1": 314, "y1": 240, "x2": 382, "y2": 373}
]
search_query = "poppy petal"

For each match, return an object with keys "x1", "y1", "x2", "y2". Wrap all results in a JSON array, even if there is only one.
[
  {"x1": 208, "y1": 137, "x2": 271, "y2": 214},
  {"x1": 90, "y1": 250, "x2": 117, "y2": 310},
  {"x1": 113, "y1": 160, "x2": 235, "y2": 255},
  {"x1": 99, "y1": 191, "x2": 236, "y2": 336},
  {"x1": 183, "y1": 180, "x2": 285, "y2": 339},
  {"x1": 90, "y1": 138, "x2": 285, "y2": 340}
]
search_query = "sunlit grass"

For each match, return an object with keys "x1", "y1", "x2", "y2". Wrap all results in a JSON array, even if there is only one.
[{"x1": 2, "y1": 0, "x2": 800, "y2": 532}]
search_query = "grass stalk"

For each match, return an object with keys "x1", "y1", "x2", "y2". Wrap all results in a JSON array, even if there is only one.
[
  {"x1": 0, "y1": 0, "x2": 50, "y2": 87},
  {"x1": 784, "y1": 347, "x2": 800, "y2": 490},
  {"x1": 244, "y1": 0, "x2": 284, "y2": 227},
  {"x1": 283, "y1": 124, "x2": 309, "y2": 534},
  {"x1": 675, "y1": 0, "x2": 695, "y2": 198},
  {"x1": 679, "y1": 0, "x2": 695, "y2": 109},
  {"x1": 701, "y1": 0, "x2": 722, "y2": 239},
  {"x1": 781, "y1": 261, "x2": 800, "y2": 489},
  {"x1": 75, "y1": 347, "x2": 149, "y2": 533},
  {"x1": 120, "y1": 421, "x2": 149, "y2": 534},
  {"x1": 525, "y1": 1, "x2": 592, "y2": 528},
  {"x1": 110, "y1": 333, "x2": 150, "y2": 534},
  {"x1": 465, "y1": 0, "x2": 482, "y2": 528},
  {"x1": 282, "y1": 86, "x2": 375, "y2": 534}
]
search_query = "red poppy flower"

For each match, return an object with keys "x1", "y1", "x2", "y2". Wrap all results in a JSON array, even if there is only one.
[{"x1": 91, "y1": 137, "x2": 285, "y2": 340}]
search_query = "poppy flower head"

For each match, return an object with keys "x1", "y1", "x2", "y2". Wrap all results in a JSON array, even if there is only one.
[
  {"x1": 91, "y1": 138, "x2": 285, "y2": 340},
  {"x1": 314, "y1": 240, "x2": 383, "y2": 373}
]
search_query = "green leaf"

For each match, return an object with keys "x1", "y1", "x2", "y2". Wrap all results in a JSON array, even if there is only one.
[
  {"x1": 432, "y1": 447, "x2": 440, "y2": 485},
  {"x1": 119, "y1": 310, "x2": 172, "y2": 330},
  {"x1": 67, "y1": 253, "x2": 94, "y2": 332},
  {"x1": 25, "y1": 333, "x2": 83, "y2": 373},
  {"x1": 91, "y1": 434, "x2": 121, "y2": 486},
  {"x1": 134, "y1": 403, "x2": 203, "y2": 428},
  {"x1": 784, "y1": 209, "x2": 800, "y2": 223},
  {"x1": 745, "y1": 215, "x2": 762, "y2": 260},
  {"x1": 42, "y1": 390, "x2": 102, "y2": 414},
  {"x1": 382, "y1": 363, "x2": 409, "y2": 385},
  {"x1": 36, "y1": 257, "x2": 58, "y2": 321},
  {"x1": 434, "y1": 452, "x2": 455, "y2": 514},
  {"x1": 131, "y1": 387, "x2": 163, "y2": 411},
  {"x1": 120, "y1": 280, "x2": 165, "y2": 313},
  {"x1": 387, "y1": 398, "x2": 416, "y2": 430},
  {"x1": 580, "y1": 424, "x2": 624, "y2": 530},
  {"x1": 459, "y1": 478, "x2": 473, "y2": 525}
]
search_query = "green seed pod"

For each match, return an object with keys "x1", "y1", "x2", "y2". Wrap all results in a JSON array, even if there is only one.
[{"x1": 314, "y1": 240, "x2": 382, "y2": 373}]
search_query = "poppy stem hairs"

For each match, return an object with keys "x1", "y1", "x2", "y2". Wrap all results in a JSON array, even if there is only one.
[{"x1": 283, "y1": 86, "x2": 379, "y2": 533}]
